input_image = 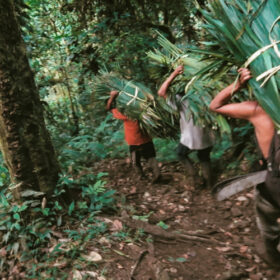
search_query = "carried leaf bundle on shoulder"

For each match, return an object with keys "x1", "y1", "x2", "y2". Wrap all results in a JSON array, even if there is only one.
[
  {"x1": 147, "y1": 32, "x2": 231, "y2": 134},
  {"x1": 94, "y1": 73, "x2": 180, "y2": 139}
]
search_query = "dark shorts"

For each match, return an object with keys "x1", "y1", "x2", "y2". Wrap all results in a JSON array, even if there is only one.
[
  {"x1": 129, "y1": 141, "x2": 156, "y2": 159},
  {"x1": 177, "y1": 143, "x2": 212, "y2": 162},
  {"x1": 255, "y1": 183, "x2": 280, "y2": 251},
  {"x1": 265, "y1": 172, "x2": 280, "y2": 208}
]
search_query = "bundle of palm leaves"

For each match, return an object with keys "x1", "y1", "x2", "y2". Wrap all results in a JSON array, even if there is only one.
[
  {"x1": 147, "y1": 33, "x2": 231, "y2": 133},
  {"x1": 147, "y1": 32, "x2": 210, "y2": 80},
  {"x1": 191, "y1": 0, "x2": 280, "y2": 128},
  {"x1": 93, "y1": 73, "x2": 180, "y2": 139}
]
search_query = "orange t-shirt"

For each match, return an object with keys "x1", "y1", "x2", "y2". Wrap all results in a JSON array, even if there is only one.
[{"x1": 111, "y1": 108, "x2": 151, "y2": 145}]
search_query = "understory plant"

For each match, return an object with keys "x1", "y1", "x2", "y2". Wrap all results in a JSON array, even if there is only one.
[{"x1": 0, "y1": 170, "x2": 115, "y2": 278}]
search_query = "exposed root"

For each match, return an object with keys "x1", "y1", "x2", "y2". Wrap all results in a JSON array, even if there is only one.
[
  {"x1": 121, "y1": 212, "x2": 231, "y2": 246},
  {"x1": 130, "y1": 250, "x2": 148, "y2": 280}
]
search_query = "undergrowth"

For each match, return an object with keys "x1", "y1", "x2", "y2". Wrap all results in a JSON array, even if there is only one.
[{"x1": 0, "y1": 170, "x2": 115, "y2": 278}]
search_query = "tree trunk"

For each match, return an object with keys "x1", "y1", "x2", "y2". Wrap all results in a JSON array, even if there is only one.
[{"x1": 0, "y1": 0, "x2": 60, "y2": 200}]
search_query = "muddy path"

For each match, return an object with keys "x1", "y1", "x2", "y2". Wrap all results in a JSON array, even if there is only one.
[{"x1": 92, "y1": 158, "x2": 280, "y2": 280}]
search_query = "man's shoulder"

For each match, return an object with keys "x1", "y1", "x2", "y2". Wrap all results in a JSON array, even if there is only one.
[{"x1": 111, "y1": 108, "x2": 128, "y2": 120}]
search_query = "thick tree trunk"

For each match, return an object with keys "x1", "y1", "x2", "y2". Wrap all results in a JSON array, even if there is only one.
[{"x1": 0, "y1": 0, "x2": 60, "y2": 200}]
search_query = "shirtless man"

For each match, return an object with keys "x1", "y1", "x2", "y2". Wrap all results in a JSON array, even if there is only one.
[{"x1": 210, "y1": 68, "x2": 280, "y2": 268}]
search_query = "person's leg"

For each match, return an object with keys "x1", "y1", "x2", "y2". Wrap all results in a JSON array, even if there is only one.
[
  {"x1": 141, "y1": 142, "x2": 160, "y2": 182},
  {"x1": 147, "y1": 157, "x2": 160, "y2": 182},
  {"x1": 197, "y1": 146, "x2": 213, "y2": 188},
  {"x1": 130, "y1": 146, "x2": 144, "y2": 178},
  {"x1": 177, "y1": 143, "x2": 197, "y2": 186},
  {"x1": 255, "y1": 185, "x2": 280, "y2": 268}
]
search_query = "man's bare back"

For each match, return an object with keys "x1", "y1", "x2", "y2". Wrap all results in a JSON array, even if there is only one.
[{"x1": 209, "y1": 68, "x2": 275, "y2": 158}]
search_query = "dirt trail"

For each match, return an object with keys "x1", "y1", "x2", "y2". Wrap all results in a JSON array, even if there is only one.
[{"x1": 92, "y1": 158, "x2": 280, "y2": 280}]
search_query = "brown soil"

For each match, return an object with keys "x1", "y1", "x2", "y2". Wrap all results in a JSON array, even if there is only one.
[{"x1": 90, "y1": 158, "x2": 280, "y2": 280}]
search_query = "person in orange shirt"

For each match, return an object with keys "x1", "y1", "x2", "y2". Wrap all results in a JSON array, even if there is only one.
[{"x1": 106, "y1": 90, "x2": 160, "y2": 182}]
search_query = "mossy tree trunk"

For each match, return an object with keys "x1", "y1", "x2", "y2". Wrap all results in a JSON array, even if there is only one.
[{"x1": 0, "y1": 0, "x2": 60, "y2": 200}]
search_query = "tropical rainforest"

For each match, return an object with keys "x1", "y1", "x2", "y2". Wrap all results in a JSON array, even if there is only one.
[{"x1": 0, "y1": 0, "x2": 280, "y2": 279}]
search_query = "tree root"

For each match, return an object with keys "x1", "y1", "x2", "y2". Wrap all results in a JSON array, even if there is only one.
[
  {"x1": 130, "y1": 250, "x2": 148, "y2": 280},
  {"x1": 121, "y1": 212, "x2": 231, "y2": 246}
]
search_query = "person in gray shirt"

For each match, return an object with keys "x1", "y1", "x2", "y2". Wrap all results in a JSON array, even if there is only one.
[{"x1": 158, "y1": 65, "x2": 214, "y2": 188}]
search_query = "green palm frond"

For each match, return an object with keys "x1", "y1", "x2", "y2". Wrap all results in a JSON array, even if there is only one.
[
  {"x1": 194, "y1": 0, "x2": 280, "y2": 128},
  {"x1": 147, "y1": 32, "x2": 208, "y2": 76},
  {"x1": 147, "y1": 33, "x2": 231, "y2": 134},
  {"x1": 93, "y1": 73, "x2": 180, "y2": 139}
]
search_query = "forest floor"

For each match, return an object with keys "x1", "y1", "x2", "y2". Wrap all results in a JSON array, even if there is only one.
[{"x1": 85, "y1": 158, "x2": 280, "y2": 280}]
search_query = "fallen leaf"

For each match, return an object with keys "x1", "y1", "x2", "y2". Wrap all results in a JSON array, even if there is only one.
[
  {"x1": 182, "y1": 254, "x2": 189, "y2": 259},
  {"x1": 0, "y1": 248, "x2": 7, "y2": 257},
  {"x1": 215, "y1": 246, "x2": 232, "y2": 252},
  {"x1": 245, "y1": 266, "x2": 256, "y2": 272},
  {"x1": 113, "y1": 249, "x2": 130, "y2": 258},
  {"x1": 144, "y1": 192, "x2": 150, "y2": 198},
  {"x1": 130, "y1": 186, "x2": 137, "y2": 194},
  {"x1": 117, "y1": 263, "x2": 124, "y2": 269},
  {"x1": 110, "y1": 220, "x2": 123, "y2": 232},
  {"x1": 81, "y1": 251, "x2": 102, "y2": 263},
  {"x1": 84, "y1": 271, "x2": 98, "y2": 277},
  {"x1": 98, "y1": 237, "x2": 111, "y2": 247},
  {"x1": 73, "y1": 270, "x2": 83, "y2": 280},
  {"x1": 72, "y1": 270, "x2": 99, "y2": 279},
  {"x1": 224, "y1": 232, "x2": 233, "y2": 238},
  {"x1": 119, "y1": 242, "x2": 125, "y2": 250},
  {"x1": 236, "y1": 196, "x2": 247, "y2": 202},
  {"x1": 51, "y1": 231, "x2": 64, "y2": 239},
  {"x1": 53, "y1": 260, "x2": 67, "y2": 268},
  {"x1": 240, "y1": 245, "x2": 248, "y2": 254},
  {"x1": 246, "y1": 193, "x2": 254, "y2": 198}
]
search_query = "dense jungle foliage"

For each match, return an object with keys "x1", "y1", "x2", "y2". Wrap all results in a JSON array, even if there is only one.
[{"x1": 0, "y1": 0, "x2": 272, "y2": 278}]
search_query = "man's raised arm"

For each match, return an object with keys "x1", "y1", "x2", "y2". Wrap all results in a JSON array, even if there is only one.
[
  {"x1": 106, "y1": 90, "x2": 119, "y2": 111},
  {"x1": 209, "y1": 68, "x2": 257, "y2": 120},
  {"x1": 157, "y1": 65, "x2": 184, "y2": 99}
]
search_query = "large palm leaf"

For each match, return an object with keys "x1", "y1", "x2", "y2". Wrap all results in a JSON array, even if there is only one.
[
  {"x1": 93, "y1": 73, "x2": 180, "y2": 139},
  {"x1": 193, "y1": 0, "x2": 280, "y2": 128},
  {"x1": 147, "y1": 33, "x2": 231, "y2": 133}
]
